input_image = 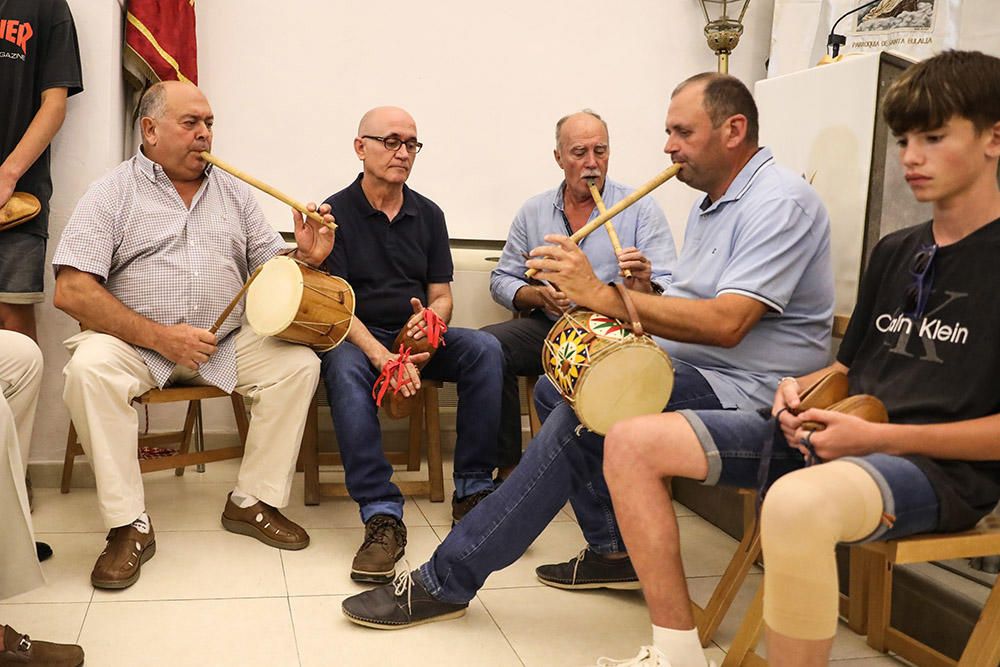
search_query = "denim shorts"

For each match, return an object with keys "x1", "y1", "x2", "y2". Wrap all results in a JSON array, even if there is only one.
[
  {"x1": 0, "y1": 231, "x2": 46, "y2": 303},
  {"x1": 679, "y1": 408, "x2": 940, "y2": 543}
]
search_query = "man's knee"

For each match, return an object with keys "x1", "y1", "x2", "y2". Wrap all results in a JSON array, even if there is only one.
[
  {"x1": 761, "y1": 470, "x2": 833, "y2": 537},
  {"x1": 320, "y1": 342, "x2": 369, "y2": 381},
  {"x1": 604, "y1": 420, "x2": 647, "y2": 477},
  {"x1": 3, "y1": 330, "x2": 42, "y2": 379},
  {"x1": 64, "y1": 334, "x2": 123, "y2": 387},
  {"x1": 282, "y1": 346, "x2": 320, "y2": 383}
]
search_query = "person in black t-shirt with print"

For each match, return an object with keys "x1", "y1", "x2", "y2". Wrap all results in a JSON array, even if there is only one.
[
  {"x1": 316, "y1": 106, "x2": 503, "y2": 587},
  {"x1": 587, "y1": 50, "x2": 1000, "y2": 667},
  {"x1": 0, "y1": 0, "x2": 83, "y2": 340}
]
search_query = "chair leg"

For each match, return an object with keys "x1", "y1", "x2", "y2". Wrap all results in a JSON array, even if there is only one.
[
  {"x1": 722, "y1": 581, "x2": 765, "y2": 667},
  {"x1": 525, "y1": 375, "x2": 542, "y2": 437},
  {"x1": 407, "y1": 395, "x2": 423, "y2": 472},
  {"x1": 845, "y1": 546, "x2": 870, "y2": 634},
  {"x1": 958, "y1": 578, "x2": 1000, "y2": 666},
  {"x1": 194, "y1": 400, "x2": 206, "y2": 473},
  {"x1": 231, "y1": 393, "x2": 249, "y2": 446},
  {"x1": 865, "y1": 552, "x2": 893, "y2": 653},
  {"x1": 424, "y1": 384, "x2": 445, "y2": 502},
  {"x1": 173, "y1": 401, "x2": 199, "y2": 476},
  {"x1": 694, "y1": 523, "x2": 761, "y2": 646},
  {"x1": 302, "y1": 392, "x2": 320, "y2": 506},
  {"x1": 61, "y1": 422, "x2": 80, "y2": 494}
]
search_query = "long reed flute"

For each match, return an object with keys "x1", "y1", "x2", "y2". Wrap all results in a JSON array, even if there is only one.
[
  {"x1": 525, "y1": 163, "x2": 680, "y2": 278},
  {"x1": 201, "y1": 151, "x2": 337, "y2": 231},
  {"x1": 587, "y1": 180, "x2": 631, "y2": 279}
]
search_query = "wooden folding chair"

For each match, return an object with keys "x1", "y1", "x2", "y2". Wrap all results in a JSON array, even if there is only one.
[
  {"x1": 863, "y1": 527, "x2": 1000, "y2": 666},
  {"x1": 61, "y1": 385, "x2": 249, "y2": 492},
  {"x1": 301, "y1": 380, "x2": 445, "y2": 505}
]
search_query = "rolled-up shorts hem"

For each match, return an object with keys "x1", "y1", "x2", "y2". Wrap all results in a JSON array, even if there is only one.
[
  {"x1": 0, "y1": 291, "x2": 43, "y2": 304},
  {"x1": 838, "y1": 454, "x2": 938, "y2": 543}
]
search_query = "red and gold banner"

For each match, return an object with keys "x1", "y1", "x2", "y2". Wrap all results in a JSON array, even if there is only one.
[{"x1": 124, "y1": 0, "x2": 197, "y2": 85}]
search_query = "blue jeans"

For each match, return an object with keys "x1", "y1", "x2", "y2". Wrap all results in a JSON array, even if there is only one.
[
  {"x1": 417, "y1": 359, "x2": 722, "y2": 604},
  {"x1": 685, "y1": 408, "x2": 940, "y2": 543},
  {"x1": 321, "y1": 325, "x2": 503, "y2": 522}
]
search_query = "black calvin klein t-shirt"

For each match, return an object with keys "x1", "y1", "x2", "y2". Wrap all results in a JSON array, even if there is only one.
[{"x1": 838, "y1": 218, "x2": 1000, "y2": 531}]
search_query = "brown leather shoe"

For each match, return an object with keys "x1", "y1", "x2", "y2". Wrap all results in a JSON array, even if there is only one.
[
  {"x1": 351, "y1": 515, "x2": 406, "y2": 584},
  {"x1": 0, "y1": 625, "x2": 84, "y2": 667},
  {"x1": 90, "y1": 521, "x2": 156, "y2": 590},
  {"x1": 221, "y1": 493, "x2": 309, "y2": 550}
]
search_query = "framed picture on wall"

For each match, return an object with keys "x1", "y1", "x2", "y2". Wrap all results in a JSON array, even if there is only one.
[{"x1": 860, "y1": 52, "x2": 933, "y2": 273}]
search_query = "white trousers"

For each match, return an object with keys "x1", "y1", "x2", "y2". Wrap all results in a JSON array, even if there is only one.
[
  {"x1": 62, "y1": 326, "x2": 320, "y2": 529},
  {"x1": 0, "y1": 331, "x2": 45, "y2": 599}
]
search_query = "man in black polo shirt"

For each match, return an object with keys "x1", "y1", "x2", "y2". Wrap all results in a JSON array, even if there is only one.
[{"x1": 319, "y1": 106, "x2": 503, "y2": 584}]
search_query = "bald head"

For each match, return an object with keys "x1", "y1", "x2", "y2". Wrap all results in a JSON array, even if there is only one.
[
  {"x1": 138, "y1": 80, "x2": 205, "y2": 122},
  {"x1": 138, "y1": 80, "x2": 213, "y2": 183},
  {"x1": 555, "y1": 110, "x2": 609, "y2": 151},
  {"x1": 354, "y1": 106, "x2": 419, "y2": 187},
  {"x1": 358, "y1": 106, "x2": 416, "y2": 137}
]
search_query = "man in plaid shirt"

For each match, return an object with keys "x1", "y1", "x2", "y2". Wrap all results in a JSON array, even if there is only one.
[{"x1": 52, "y1": 81, "x2": 334, "y2": 590}]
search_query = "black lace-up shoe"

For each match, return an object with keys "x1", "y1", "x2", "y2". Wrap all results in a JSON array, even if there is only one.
[
  {"x1": 342, "y1": 568, "x2": 468, "y2": 629},
  {"x1": 535, "y1": 548, "x2": 640, "y2": 590},
  {"x1": 351, "y1": 515, "x2": 406, "y2": 584}
]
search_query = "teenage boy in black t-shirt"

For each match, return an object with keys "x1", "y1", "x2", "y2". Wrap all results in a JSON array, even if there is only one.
[
  {"x1": 0, "y1": 0, "x2": 83, "y2": 340},
  {"x1": 589, "y1": 50, "x2": 1000, "y2": 667}
]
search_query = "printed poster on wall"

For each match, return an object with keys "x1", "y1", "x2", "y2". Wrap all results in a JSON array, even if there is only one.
[{"x1": 768, "y1": 0, "x2": 1000, "y2": 78}]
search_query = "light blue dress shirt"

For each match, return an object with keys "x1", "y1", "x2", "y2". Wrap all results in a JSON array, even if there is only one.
[
  {"x1": 490, "y1": 178, "x2": 676, "y2": 319},
  {"x1": 660, "y1": 147, "x2": 834, "y2": 409}
]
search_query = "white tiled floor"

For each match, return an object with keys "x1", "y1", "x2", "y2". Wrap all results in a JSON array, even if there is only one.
[{"x1": 7, "y1": 458, "x2": 911, "y2": 666}]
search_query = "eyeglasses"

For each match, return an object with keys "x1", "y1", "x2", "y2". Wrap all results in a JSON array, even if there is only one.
[
  {"x1": 361, "y1": 135, "x2": 423, "y2": 154},
  {"x1": 903, "y1": 243, "x2": 937, "y2": 320}
]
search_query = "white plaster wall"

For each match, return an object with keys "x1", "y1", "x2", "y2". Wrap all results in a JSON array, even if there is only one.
[
  {"x1": 28, "y1": 1, "x2": 777, "y2": 466},
  {"x1": 30, "y1": 0, "x2": 125, "y2": 465},
  {"x1": 195, "y1": 0, "x2": 776, "y2": 246}
]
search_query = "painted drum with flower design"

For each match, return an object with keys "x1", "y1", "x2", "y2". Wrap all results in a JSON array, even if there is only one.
[{"x1": 542, "y1": 307, "x2": 674, "y2": 435}]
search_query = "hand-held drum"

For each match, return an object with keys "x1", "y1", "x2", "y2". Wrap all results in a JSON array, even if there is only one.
[
  {"x1": 542, "y1": 284, "x2": 674, "y2": 435},
  {"x1": 0, "y1": 192, "x2": 41, "y2": 232},
  {"x1": 245, "y1": 256, "x2": 355, "y2": 351}
]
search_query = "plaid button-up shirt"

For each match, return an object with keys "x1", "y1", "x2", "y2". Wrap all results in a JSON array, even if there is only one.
[{"x1": 52, "y1": 150, "x2": 286, "y2": 392}]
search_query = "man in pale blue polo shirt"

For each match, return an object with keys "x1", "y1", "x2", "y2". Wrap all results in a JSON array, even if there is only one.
[
  {"x1": 484, "y1": 109, "x2": 676, "y2": 481},
  {"x1": 341, "y1": 73, "x2": 834, "y2": 638}
]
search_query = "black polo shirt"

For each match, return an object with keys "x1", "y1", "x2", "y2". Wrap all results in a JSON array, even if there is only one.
[{"x1": 320, "y1": 174, "x2": 454, "y2": 329}]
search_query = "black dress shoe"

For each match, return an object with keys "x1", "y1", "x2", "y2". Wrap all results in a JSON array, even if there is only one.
[
  {"x1": 342, "y1": 569, "x2": 468, "y2": 629},
  {"x1": 36, "y1": 542, "x2": 53, "y2": 563},
  {"x1": 535, "y1": 547, "x2": 640, "y2": 590}
]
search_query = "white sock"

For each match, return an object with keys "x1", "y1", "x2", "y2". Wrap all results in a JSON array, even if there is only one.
[
  {"x1": 652, "y1": 625, "x2": 708, "y2": 667},
  {"x1": 230, "y1": 488, "x2": 259, "y2": 509},
  {"x1": 130, "y1": 512, "x2": 151, "y2": 535}
]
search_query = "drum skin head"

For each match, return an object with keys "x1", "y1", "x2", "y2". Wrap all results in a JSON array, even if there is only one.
[
  {"x1": 246, "y1": 256, "x2": 303, "y2": 336},
  {"x1": 575, "y1": 343, "x2": 674, "y2": 436}
]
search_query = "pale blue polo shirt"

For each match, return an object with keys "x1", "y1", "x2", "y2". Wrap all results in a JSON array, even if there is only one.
[
  {"x1": 490, "y1": 178, "x2": 676, "y2": 318},
  {"x1": 660, "y1": 147, "x2": 834, "y2": 410}
]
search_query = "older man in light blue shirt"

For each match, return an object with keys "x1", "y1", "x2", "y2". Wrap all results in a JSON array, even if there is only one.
[{"x1": 483, "y1": 109, "x2": 676, "y2": 480}]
